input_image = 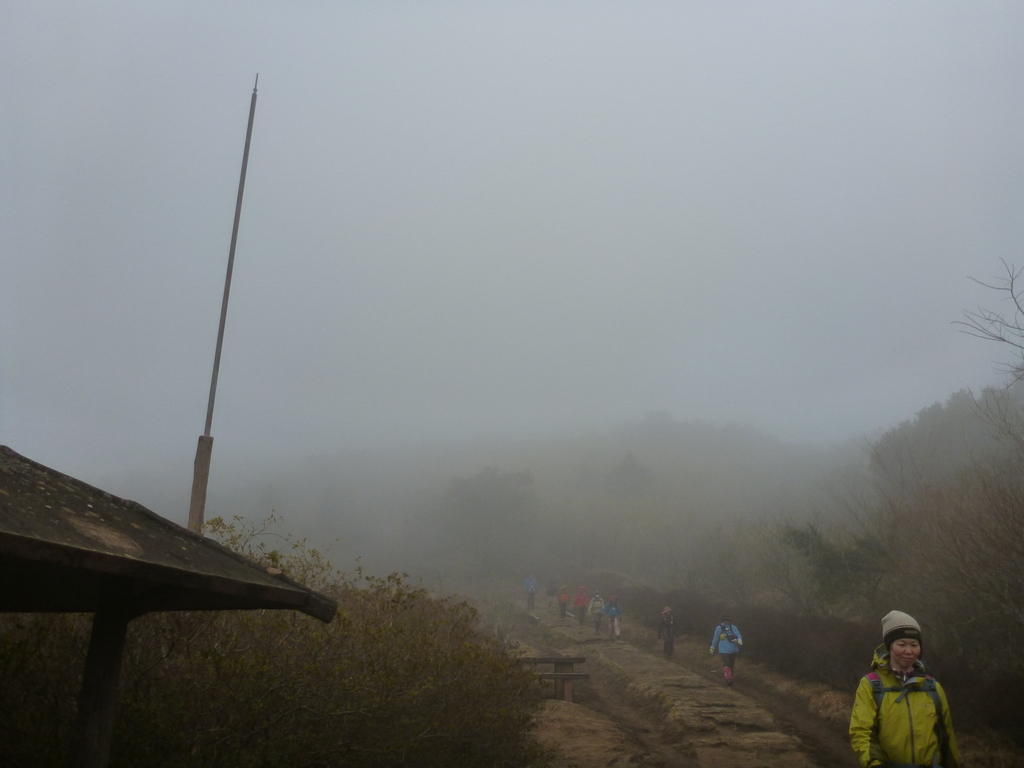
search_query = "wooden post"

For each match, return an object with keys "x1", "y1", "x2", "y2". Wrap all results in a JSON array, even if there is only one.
[
  {"x1": 563, "y1": 677, "x2": 575, "y2": 703},
  {"x1": 553, "y1": 659, "x2": 571, "y2": 702},
  {"x1": 187, "y1": 434, "x2": 214, "y2": 532},
  {"x1": 519, "y1": 657, "x2": 587, "y2": 704},
  {"x1": 68, "y1": 585, "x2": 132, "y2": 768}
]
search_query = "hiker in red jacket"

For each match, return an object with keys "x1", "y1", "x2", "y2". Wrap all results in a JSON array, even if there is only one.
[{"x1": 572, "y1": 586, "x2": 589, "y2": 625}]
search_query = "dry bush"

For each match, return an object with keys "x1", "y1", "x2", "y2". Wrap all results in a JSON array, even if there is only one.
[
  {"x1": 0, "y1": 517, "x2": 554, "y2": 768},
  {"x1": 958, "y1": 732, "x2": 1024, "y2": 768},
  {"x1": 0, "y1": 611, "x2": 90, "y2": 764},
  {"x1": 808, "y1": 690, "x2": 852, "y2": 724}
]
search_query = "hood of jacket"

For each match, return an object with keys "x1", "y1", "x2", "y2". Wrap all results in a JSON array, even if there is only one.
[{"x1": 870, "y1": 643, "x2": 928, "y2": 680}]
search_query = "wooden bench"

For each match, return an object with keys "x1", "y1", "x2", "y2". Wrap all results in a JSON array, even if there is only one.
[{"x1": 519, "y1": 656, "x2": 589, "y2": 703}]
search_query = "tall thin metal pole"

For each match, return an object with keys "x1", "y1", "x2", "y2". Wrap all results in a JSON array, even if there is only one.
[{"x1": 188, "y1": 75, "x2": 258, "y2": 533}]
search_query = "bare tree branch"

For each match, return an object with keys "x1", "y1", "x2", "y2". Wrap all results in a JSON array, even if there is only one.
[{"x1": 956, "y1": 260, "x2": 1024, "y2": 382}]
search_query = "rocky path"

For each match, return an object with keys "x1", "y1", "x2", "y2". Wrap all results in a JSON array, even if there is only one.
[{"x1": 518, "y1": 601, "x2": 855, "y2": 768}]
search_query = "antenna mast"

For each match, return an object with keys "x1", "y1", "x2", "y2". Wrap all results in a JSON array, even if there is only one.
[{"x1": 188, "y1": 75, "x2": 259, "y2": 533}]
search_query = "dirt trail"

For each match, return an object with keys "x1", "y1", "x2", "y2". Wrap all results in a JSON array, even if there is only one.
[{"x1": 518, "y1": 601, "x2": 857, "y2": 768}]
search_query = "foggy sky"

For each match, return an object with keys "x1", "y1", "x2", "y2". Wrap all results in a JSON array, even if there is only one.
[{"x1": 3, "y1": 2, "x2": 1023, "y2": 498}]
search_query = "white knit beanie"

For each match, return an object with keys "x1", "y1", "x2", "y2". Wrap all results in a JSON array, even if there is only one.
[{"x1": 882, "y1": 610, "x2": 922, "y2": 650}]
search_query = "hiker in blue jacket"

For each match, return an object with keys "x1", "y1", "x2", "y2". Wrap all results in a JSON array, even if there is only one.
[
  {"x1": 709, "y1": 614, "x2": 743, "y2": 685},
  {"x1": 602, "y1": 595, "x2": 622, "y2": 639},
  {"x1": 524, "y1": 576, "x2": 538, "y2": 609}
]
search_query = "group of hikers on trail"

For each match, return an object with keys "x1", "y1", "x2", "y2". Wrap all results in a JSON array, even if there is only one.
[
  {"x1": 705, "y1": 609, "x2": 959, "y2": 767},
  {"x1": 705, "y1": 610, "x2": 958, "y2": 767},
  {"x1": 524, "y1": 577, "x2": 959, "y2": 766},
  {"x1": 524, "y1": 578, "x2": 623, "y2": 637},
  {"x1": 566, "y1": 586, "x2": 623, "y2": 638},
  {"x1": 656, "y1": 608, "x2": 739, "y2": 668}
]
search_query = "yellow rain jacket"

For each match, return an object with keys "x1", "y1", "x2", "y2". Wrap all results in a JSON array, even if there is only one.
[{"x1": 849, "y1": 645, "x2": 959, "y2": 768}]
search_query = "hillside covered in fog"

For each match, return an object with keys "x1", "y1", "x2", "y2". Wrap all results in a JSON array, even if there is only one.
[
  {"x1": 186, "y1": 413, "x2": 861, "y2": 580},
  {"x1": 111, "y1": 380, "x2": 1023, "y2": 627}
]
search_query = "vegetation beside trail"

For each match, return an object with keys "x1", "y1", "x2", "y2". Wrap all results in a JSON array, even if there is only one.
[{"x1": 0, "y1": 518, "x2": 554, "y2": 768}]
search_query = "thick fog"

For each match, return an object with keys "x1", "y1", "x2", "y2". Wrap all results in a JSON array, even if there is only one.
[{"x1": 3, "y1": 3, "x2": 1023, "y2": 524}]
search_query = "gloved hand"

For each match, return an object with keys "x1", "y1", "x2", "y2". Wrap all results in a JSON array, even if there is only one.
[
  {"x1": 737, "y1": 639, "x2": 743, "y2": 646},
  {"x1": 709, "y1": 646, "x2": 715, "y2": 655}
]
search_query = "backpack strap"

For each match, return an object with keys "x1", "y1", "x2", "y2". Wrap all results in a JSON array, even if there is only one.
[
  {"x1": 865, "y1": 671, "x2": 900, "y2": 709},
  {"x1": 922, "y1": 676, "x2": 950, "y2": 767},
  {"x1": 864, "y1": 672, "x2": 949, "y2": 766}
]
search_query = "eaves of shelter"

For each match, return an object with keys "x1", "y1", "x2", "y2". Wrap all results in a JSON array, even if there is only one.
[{"x1": 0, "y1": 445, "x2": 336, "y2": 622}]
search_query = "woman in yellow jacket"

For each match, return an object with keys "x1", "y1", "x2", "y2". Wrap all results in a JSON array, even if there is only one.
[{"x1": 849, "y1": 611, "x2": 959, "y2": 768}]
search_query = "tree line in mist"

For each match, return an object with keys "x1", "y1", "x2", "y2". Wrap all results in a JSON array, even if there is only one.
[{"x1": 212, "y1": 378, "x2": 1024, "y2": 673}]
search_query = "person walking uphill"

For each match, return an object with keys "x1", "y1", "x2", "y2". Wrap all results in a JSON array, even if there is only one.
[
  {"x1": 573, "y1": 586, "x2": 589, "y2": 625},
  {"x1": 849, "y1": 610, "x2": 959, "y2": 768},
  {"x1": 589, "y1": 592, "x2": 605, "y2": 634},
  {"x1": 709, "y1": 614, "x2": 743, "y2": 684},
  {"x1": 658, "y1": 607, "x2": 676, "y2": 656},
  {"x1": 557, "y1": 586, "x2": 570, "y2": 620},
  {"x1": 524, "y1": 576, "x2": 538, "y2": 609},
  {"x1": 602, "y1": 595, "x2": 622, "y2": 639}
]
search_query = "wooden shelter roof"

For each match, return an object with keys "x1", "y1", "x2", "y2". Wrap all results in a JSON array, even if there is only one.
[{"x1": 0, "y1": 445, "x2": 336, "y2": 622}]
